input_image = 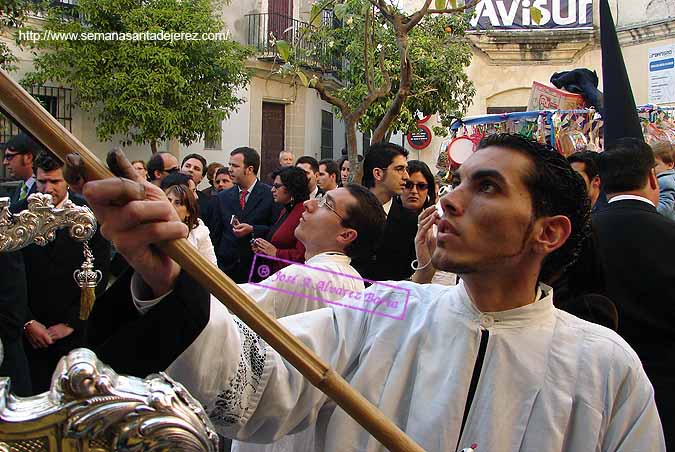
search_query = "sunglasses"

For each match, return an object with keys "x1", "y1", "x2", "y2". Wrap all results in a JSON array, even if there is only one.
[
  {"x1": 404, "y1": 181, "x2": 429, "y2": 191},
  {"x1": 2, "y1": 152, "x2": 20, "y2": 162},
  {"x1": 272, "y1": 183, "x2": 286, "y2": 190}
]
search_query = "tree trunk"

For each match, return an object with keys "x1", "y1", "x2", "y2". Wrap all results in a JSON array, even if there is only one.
[
  {"x1": 150, "y1": 140, "x2": 158, "y2": 154},
  {"x1": 345, "y1": 117, "x2": 363, "y2": 184}
]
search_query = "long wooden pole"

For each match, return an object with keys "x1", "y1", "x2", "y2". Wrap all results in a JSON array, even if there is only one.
[{"x1": 0, "y1": 69, "x2": 425, "y2": 452}]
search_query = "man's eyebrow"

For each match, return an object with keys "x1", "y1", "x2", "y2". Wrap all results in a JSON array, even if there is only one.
[{"x1": 468, "y1": 169, "x2": 508, "y2": 185}]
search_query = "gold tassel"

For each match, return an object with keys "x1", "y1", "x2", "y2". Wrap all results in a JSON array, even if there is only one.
[
  {"x1": 79, "y1": 286, "x2": 96, "y2": 320},
  {"x1": 73, "y1": 241, "x2": 102, "y2": 320}
]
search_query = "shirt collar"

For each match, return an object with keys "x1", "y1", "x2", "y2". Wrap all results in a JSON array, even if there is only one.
[
  {"x1": 382, "y1": 198, "x2": 393, "y2": 216},
  {"x1": 310, "y1": 186, "x2": 319, "y2": 199},
  {"x1": 452, "y1": 280, "x2": 554, "y2": 328},
  {"x1": 56, "y1": 191, "x2": 70, "y2": 209},
  {"x1": 25, "y1": 175, "x2": 35, "y2": 188},
  {"x1": 305, "y1": 251, "x2": 351, "y2": 266},
  {"x1": 238, "y1": 179, "x2": 257, "y2": 194},
  {"x1": 608, "y1": 194, "x2": 655, "y2": 207}
]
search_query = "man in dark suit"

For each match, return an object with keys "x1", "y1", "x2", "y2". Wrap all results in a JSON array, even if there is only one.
[
  {"x1": 593, "y1": 138, "x2": 675, "y2": 448},
  {"x1": 296, "y1": 156, "x2": 324, "y2": 200},
  {"x1": 0, "y1": 251, "x2": 32, "y2": 396},
  {"x1": 212, "y1": 147, "x2": 274, "y2": 283},
  {"x1": 353, "y1": 142, "x2": 417, "y2": 282},
  {"x1": 20, "y1": 151, "x2": 111, "y2": 394},
  {"x1": 2, "y1": 133, "x2": 41, "y2": 211}
]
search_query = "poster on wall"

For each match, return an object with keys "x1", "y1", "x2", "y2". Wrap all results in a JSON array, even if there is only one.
[
  {"x1": 648, "y1": 44, "x2": 675, "y2": 104},
  {"x1": 469, "y1": 0, "x2": 594, "y2": 30}
]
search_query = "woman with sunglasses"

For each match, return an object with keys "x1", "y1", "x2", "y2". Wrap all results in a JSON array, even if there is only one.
[
  {"x1": 251, "y1": 166, "x2": 309, "y2": 275},
  {"x1": 400, "y1": 160, "x2": 437, "y2": 214}
]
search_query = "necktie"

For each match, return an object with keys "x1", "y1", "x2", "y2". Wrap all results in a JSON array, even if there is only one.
[
  {"x1": 239, "y1": 189, "x2": 248, "y2": 210},
  {"x1": 18, "y1": 182, "x2": 28, "y2": 201}
]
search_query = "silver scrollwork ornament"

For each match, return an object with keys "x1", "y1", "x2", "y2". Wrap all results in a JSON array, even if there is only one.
[{"x1": 0, "y1": 193, "x2": 96, "y2": 253}]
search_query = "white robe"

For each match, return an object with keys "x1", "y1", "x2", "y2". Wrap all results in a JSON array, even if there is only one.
[{"x1": 166, "y1": 281, "x2": 665, "y2": 452}]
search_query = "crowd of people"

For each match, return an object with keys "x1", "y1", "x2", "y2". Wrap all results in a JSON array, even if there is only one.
[{"x1": 1, "y1": 130, "x2": 673, "y2": 450}]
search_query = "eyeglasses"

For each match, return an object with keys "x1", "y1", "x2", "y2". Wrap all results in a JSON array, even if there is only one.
[
  {"x1": 271, "y1": 183, "x2": 286, "y2": 190},
  {"x1": 317, "y1": 196, "x2": 344, "y2": 221},
  {"x1": 385, "y1": 165, "x2": 408, "y2": 175},
  {"x1": 163, "y1": 167, "x2": 179, "y2": 174},
  {"x1": 404, "y1": 181, "x2": 429, "y2": 191},
  {"x1": 2, "y1": 152, "x2": 20, "y2": 162}
]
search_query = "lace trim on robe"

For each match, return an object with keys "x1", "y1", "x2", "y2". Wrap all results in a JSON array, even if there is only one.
[{"x1": 209, "y1": 318, "x2": 267, "y2": 427}]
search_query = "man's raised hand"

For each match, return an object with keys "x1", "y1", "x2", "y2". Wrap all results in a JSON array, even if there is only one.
[{"x1": 80, "y1": 150, "x2": 188, "y2": 297}]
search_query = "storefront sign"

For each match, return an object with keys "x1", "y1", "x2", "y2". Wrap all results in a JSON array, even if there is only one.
[
  {"x1": 469, "y1": 0, "x2": 594, "y2": 30},
  {"x1": 648, "y1": 44, "x2": 675, "y2": 104},
  {"x1": 407, "y1": 125, "x2": 432, "y2": 150}
]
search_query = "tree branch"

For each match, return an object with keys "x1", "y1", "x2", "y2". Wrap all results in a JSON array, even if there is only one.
[
  {"x1": 402, "y1": 0, "x2": 433, "y2": 32},
  {"x1": 313, "y1": 78, "x2": 352, "y2": 117},
  {"x1": 363, "y1": 8, "x2": 374, "y2": 94},
  {"x1": 367, "y1": 0, "x2": 395, "y2": 23},
  {"x1": 425, "y1": 0, "x2": 480, "y2": 15},
  {"x1": 371, "y1": 33, "x2": 411, "y2": 143}
]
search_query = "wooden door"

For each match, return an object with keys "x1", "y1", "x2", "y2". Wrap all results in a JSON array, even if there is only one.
[
  {"x1": 261, "y1": 102, "x2": 285, "y2": 178},
  {"x1": 268, "y1": 0, "x2": 293, "y2": 45}
]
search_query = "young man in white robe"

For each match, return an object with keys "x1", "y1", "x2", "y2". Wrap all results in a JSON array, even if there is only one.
[{"x1": 83, "y1": 134, "x2": 665, "y2": 451}]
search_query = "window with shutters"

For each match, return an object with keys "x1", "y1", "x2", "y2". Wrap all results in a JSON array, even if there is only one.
[{"x1": 320, "y1": 110, "x2": 333, "y2": 159}]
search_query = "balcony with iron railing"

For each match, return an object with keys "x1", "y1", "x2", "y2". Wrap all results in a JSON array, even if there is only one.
[{"x1": 246, "y1": 12, "x2": 338, "y2": 71}]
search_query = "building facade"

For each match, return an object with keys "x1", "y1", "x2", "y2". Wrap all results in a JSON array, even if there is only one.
[{"x1": 0, "y1": 0, "x2": 362, "y2": 185}]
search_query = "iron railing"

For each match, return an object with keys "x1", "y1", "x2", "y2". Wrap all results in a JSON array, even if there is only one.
[
  {"x1": 0, "y1": 85, "x2": 72, "y2": 182},
  {"x1": 246, "y1": 12, "x2": 337, "y2": 70}
]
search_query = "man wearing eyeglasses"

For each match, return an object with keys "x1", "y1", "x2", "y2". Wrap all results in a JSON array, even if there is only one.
[
  {"x1": 2, "y1": 133, "x2": 42, "y2": 209},
  {"x1": 354, "y1": 142, "x2": 418, "y2": 282},
  {"x1": 147, "y1": 152, "x2": 179, "y2": 187}
]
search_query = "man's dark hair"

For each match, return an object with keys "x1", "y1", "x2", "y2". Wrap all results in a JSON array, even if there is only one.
[
  {"x1": 567, "y1": 151, "x2": 600, "y2": 181},
  {"x1": 230, "y1": 147, "x2": 260, "y2": 175},
  {"x1": 341, "y1": 184, "x2": 387, "y2": 259},
  {"x1": 33, "y1": 151, "x2": 63, "y2": 174},
  {"x1": 597, "y1": 138, "x2": 654, "y2": 194},
  {"x1": 215, "y1": 166, "x2": 230, "y2": 178},
  {"x1": 160, "y1": 171, "x2": 192, "y2": 191},
  {"x1": 147, "y1": 152, "x2": 169, "y2": 181},
  {"x1": 272, "y1": 166, "x2": 310, "y2": 204},
  {"x1": 476, "y1": 133, "x2": 590, "y2": 281},
  {"x1": 407, "y1": 160, "x2": 437, "y2": 207},
  {"x1": 296, "y1": 156, "x2": 319, "y2": 173},
  {"x1": 319, "y1": 159, "x2": 339, "y2": 178},
  {"x1": 182, "y1": 153, "x2": 207, "y2": 176},
  {"x1": 6, "y1": 133, "x2": 43, "y2": 158},
  {"x1": 362, "y1": 142, "x2": 409, "y2": 188}
]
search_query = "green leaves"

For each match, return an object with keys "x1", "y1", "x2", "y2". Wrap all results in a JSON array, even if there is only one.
[
  {"x1": 310, "y1": 3, "x2": 323, "y2": 26},
  {"x1": 530, "y1": 6, "x2": 543, "y2": 25},
  {"x1": 434, "y1": 0, "x2": 446, "y2": 11},
  {"x1": 22, "y1": 0, "x2": 252, "y2": 147},
  {"x1": 334, "y1": 3, "x2": 348, "y2": 21},
  {"x1": 297, "y1": 70, "x2": 309, "y2": 87},
  {"x1": 276, "y1": 39, "x2": 291, "y2": 61}
]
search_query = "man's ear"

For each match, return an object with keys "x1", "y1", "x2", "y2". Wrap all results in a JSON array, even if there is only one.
[
  {"x1": 591, "y1": 175, "x2": 601, "y2": 190},
  {"x1": 532, "y1": 215, "x2": 572, "y2": 256},
  {"x1": 649, "y1": 168, "x2": 659, "y2": 190},
  {"x1": 373, "y1": 168, "x2": 385, "y2": 183},
  {"x1": 336, "y1": 228, "x2": 357, "y2": 248}
]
